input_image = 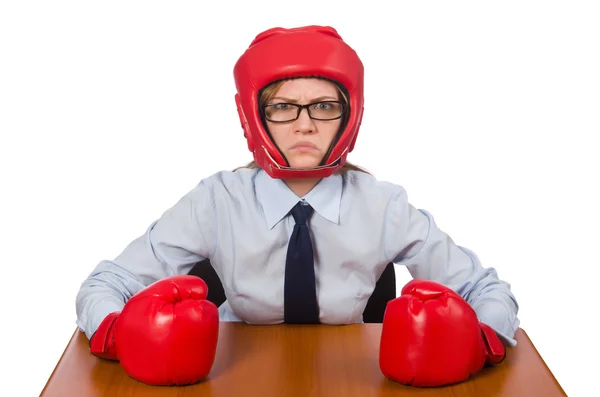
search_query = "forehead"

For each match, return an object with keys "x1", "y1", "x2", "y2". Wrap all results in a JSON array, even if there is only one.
[{"x1": 274, "y1": 78, "x2": 338, "y2": 98}]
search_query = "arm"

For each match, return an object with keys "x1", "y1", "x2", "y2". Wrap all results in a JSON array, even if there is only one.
[
  {"x1": 75, "y1": 179, "x2": 219, "y2": 340},
  {"x1": 384, "y1": 188, "x2": 520, "y2": 346}
]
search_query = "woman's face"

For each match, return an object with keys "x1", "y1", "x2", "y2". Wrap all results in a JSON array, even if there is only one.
[{"x1": 265, "y1": 78, "x2": 343, "y2": 169}]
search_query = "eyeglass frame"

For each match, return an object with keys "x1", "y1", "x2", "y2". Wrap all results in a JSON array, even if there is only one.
[{"x1": 262, "y1": 100, "x2": 345, "y2": 123}]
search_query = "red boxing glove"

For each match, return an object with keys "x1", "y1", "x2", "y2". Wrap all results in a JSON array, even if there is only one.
[
  {"x1": 379, "y1": 279, "x2": 505, "y2": 387},
  {"x1": 89, "y1": 275, "x2": 220, "y2": 385}
]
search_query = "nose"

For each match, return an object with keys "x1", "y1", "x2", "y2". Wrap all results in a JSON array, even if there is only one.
[{"x1": 294, "y1": 107, "x2": 316, "y2": 134}]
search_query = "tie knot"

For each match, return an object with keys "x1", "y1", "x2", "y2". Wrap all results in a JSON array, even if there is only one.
[{"x1": 290, "y1": 202, "x2": 313, "y2": 225}]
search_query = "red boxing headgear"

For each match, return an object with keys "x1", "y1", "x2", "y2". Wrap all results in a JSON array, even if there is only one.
[{"x1": 233, "y1": 25, "x2": 364, "y2": 179}]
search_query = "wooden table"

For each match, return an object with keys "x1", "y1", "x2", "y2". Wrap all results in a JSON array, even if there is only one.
[{"x1": 41, "y1": 323, "x2": 565, "y2": 396}]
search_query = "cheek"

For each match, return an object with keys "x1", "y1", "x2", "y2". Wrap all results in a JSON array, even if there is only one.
[
  {"x1": 323, "y1": 122, "x2": 342, "y2": 142},
  {"x1": 266, "y1": 125, "x2": 287, "y2": 145}
]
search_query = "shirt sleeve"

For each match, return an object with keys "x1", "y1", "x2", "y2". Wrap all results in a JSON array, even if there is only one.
[
  {"x1": 75, "y1": 179, "x2": 219, "y2": 339},
  {"x1": 384, "y1": 187, "x2": 520, "y2": 347}
]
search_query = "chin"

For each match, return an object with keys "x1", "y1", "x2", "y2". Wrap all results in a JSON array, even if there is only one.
[{"x1": 287, "y1": 155, "x2": 321, "y2": 169}]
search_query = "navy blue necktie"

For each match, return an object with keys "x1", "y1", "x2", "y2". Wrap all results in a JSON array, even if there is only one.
[{"x1": 284, "y1": 202, "x2": 320, "y2": 324}]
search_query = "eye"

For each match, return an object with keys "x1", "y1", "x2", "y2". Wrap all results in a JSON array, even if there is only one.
[
  {"x1": 273, "y1": 103, "x2": 292, "y2": 110},
  {"x1": 312, "y1": 102, "x2": 333, "y2": 110}
]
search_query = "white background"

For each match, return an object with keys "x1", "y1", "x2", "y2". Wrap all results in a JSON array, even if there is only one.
[{"x1": 1, "y1": 1, "x2": 598, "y2": 396}]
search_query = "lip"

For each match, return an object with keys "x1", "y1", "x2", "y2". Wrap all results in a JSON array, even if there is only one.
[{"x1": 290, "y1": 141, "x2": 318, "y2": 151}]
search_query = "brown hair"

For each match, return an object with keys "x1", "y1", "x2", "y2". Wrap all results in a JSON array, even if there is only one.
[{"x1": 233, "y1": 78, "x2": 371, "y2": 176}]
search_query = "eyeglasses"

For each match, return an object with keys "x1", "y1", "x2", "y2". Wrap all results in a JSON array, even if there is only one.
[{"x1": 263, "y1": 101, "x2": 344, "y2": 123}]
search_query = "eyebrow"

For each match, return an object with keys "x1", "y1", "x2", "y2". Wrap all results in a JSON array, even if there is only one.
[{"x1": 270, "y1": 95, "x2": 338, "y2": 103}]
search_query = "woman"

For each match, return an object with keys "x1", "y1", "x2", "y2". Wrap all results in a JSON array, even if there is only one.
[{"x1": 75, "y1": 25, "x2": 519, "y2": 385}]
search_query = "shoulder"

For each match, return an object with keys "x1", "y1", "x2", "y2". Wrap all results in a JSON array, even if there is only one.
[
  {"x1": 202, "y1": 167, "x2": 260, "y2": 188},
  {"x1": 187, "y1": 168, "x2": 260, "y2": 201},
  {"x1": 341, "y1": 170, "x2": 408, "y2": 202},
  {"x1": 164, "y1": 168, "x2": 261, "y2": 216}
]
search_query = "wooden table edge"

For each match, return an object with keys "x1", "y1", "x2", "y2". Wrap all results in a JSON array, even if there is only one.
[
  {"x1": 40, "y1": 328, "x2": 80, "y2": 396},
  {"x1": 518, "y1": 328, "x2": 567, "y2": 395},
  {"x1": 41, "y1": 326, "x2": 567, "y2": 396}
]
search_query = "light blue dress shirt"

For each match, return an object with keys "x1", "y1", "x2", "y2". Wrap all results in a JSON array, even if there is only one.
[{"x1": 75, "y1": 167, "x2": 520, "y2": 346}]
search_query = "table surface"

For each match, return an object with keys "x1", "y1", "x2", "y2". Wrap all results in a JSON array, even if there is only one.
[{"x1": 41, "y1": 323, "x2": 566, "y2": 396}]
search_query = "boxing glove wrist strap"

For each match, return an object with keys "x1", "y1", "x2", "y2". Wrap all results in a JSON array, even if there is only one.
[
  {"x1": 89, "y1": 311, "x2": 120, "y2": 360},
  {"x1": 479, "y1": 321, "x2": 506, "y2": 364}
]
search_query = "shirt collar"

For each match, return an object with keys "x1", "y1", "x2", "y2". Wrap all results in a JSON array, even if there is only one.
[{"x1": 255, "y1": 169, "x2": 343, "y2": 229}]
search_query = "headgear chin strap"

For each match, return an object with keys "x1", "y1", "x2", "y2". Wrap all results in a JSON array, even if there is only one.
[{"x1": 233, "y1": 25, "x2": 365, "y2": 179}]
